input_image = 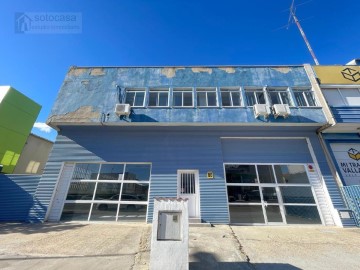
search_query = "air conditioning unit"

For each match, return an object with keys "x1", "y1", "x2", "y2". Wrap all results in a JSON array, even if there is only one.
[
  {"x1": 115, "y1": 103, "x2": 131, "y2": 116},
  {"x1": 253, "y1": 104, "x2": 271, "y2": 119},
  {"x1": 273, "y1": 104, "x2": 291, "y2": 119}
]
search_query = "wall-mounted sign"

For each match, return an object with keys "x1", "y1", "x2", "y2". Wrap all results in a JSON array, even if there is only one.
[
  {"x1": 330, "y1": 143, "x2": 360, "y2": 186},
  {"x1": 207, "y1": 171, "x2": 214, "y2": 179},
  {"x1": 314, "y1": 66, "x2": 360, "y2": 85}
]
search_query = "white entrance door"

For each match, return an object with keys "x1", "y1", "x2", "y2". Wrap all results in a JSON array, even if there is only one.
[{"x1": 177, "y1": 170, "x2": 200, "y2": 218}]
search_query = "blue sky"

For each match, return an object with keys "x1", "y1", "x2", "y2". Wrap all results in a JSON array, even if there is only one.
[{"x1": 1, "y1": 0, "x2": 359, "y2": 141}]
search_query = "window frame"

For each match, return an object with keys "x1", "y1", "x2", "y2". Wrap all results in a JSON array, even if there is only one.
[
  {"x1": 267, "y1": 88, "x2": 293, "y2": 106},
  {"x1": 172, "y1": 87, "x2": 194, "y2": 108},
  {"x1": 196, "y1": 87, "x2": 218, "y2": 107},
  {"x1": 292, "y1": 88, "x2": 318, "y2": 107},
  {"x1": 148, "y1": 88, "x2": 170, "y2": 107},
  {"x1": 220, "y1": 87, "x2": 242, "y2": 107},
  {"x1": 322, "y1": 87, "x2": 360, "y2": 107},
  {"x1": 244, "y1": 88, "x2": 266, "y2": 106},
  {"x1": 125, "y1": 88, "x2": 146, "y2": 107}
]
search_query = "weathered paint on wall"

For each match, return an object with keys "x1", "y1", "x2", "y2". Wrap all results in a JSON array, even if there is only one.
[{"x1": 48, "y1": 66, "x2": 322, "y2": 126}]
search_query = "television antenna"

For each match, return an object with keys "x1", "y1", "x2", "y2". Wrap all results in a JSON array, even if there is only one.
[{"x1": 287, "y1": 0, "x2": 319, "y2": 65}]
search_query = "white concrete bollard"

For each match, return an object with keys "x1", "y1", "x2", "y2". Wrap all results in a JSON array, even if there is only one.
[{"x1": 150, "y1": 197, "x2": 189, "y2": 270}]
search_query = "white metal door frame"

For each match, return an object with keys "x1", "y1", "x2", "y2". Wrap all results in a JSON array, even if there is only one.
[{"x1": 177, "y1": 170, "x2": 200, "y2": 218}]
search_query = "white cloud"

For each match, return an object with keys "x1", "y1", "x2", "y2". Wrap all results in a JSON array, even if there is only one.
[{"x1": 33, "y1": 122, "x2": 52, "y2": 133}]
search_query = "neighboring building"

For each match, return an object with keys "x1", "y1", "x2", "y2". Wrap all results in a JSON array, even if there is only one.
[
  {"x1": 13, "y1": 133, "x2": 54, "y2": 175},
  {"x1": 0, "y1": 86, "x2": 41, "y2": 173},
  {"x1": 26, "y1": 65, "x2": 347, "y2": 227}
]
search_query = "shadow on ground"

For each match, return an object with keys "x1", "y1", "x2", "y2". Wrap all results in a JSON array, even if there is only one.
[
  {"x1": 0, "y1": 222, "x2": 86, "y2": 235},
  {"x1": 190, "y1": 252, "x2": 301, "y2": 270}
]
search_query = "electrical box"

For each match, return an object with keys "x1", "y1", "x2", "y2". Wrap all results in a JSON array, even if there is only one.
[
  {"x1": 114, "y1": 103, "x2": 131, "y2": 116},
  {"x1": 157, "y1": 211, "x2": 181, "y2": 241}
]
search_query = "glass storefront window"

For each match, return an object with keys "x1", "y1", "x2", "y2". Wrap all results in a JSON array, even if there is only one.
[
  {"x1": 265, "y1": 205, "x2": 283, "y2": 223},
  {"x1": 122, "y1": 183, "x2": 149, "y2": 201},
  {"x1": 61, "y1": 203, "x2": 91, "y2": 221},
  {"x1": 72, "y1": 163, "x2": 99, "y2": 180},
  {"x1": 66, "y1": 182, "x2": 96, "y2": 200},
  {"x1": 229, "y1": 205, "x2": 265, "y2": 224},
  {"x1": 274, "y1": 165, "x2": 309, "y2": 184},
  {"x1": 225, "y1": 165, "x2": 258, "y2": 183},
  {"x1": 94, "y1": 183, "x2": 121, "y2": 200},
  {"x1": 124, "y1": 164, "x2": 151, "y2": 181},
  {"x1": 280, "y1": 186, "x2": 315, "y2": 204},
  {"x1": 284, "y1": 206, "x2": 321, "y2": 224},
  {"x1": 227, "y1": 186, "x2": 261, "y2": 202},
  {"x1": 257, "y1": 165, "x2": 276, "y2": 183},
  {"x1": 118, "y1": 204, "x2": 147, "y2": 222},
  {"x1": 98, "y1": 164, "x2": 124, "y2": 180},
  {"x1": 261, "y1": 187, "x2": 278, "y2": 203},
  {"x1": 90, "y1": 203, "x2": 118, "y2": 221}
]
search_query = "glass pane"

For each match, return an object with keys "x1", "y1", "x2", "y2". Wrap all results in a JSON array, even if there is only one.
[
  {"x1": 98, "y1": 164, "x2": 124, "y2": 180},
  {"x1": 90, "y1": 203, "x2": 117, "y2": 221},
  {"x1": 158, "y1": 92, "x2": 168, "y2": 106},
  {"x1": 121, "y1": 183, "x2": 149, "y2": 201},
  {"x1": 118, "y1": 204, "x2": 147, "y2": 222},
  {"x1": 229, "y1": 205, "x2": 265, "y2": 224},
  {"x1": 221, "y1": 91, "x2": 231, "y2": 106},
  {"x1": 149, "y1": 92, "x2": 158, "y2": 106},
  {"x1": 61, "y1": 203, "x2": 91, "y2": 221},
  {"x1": 322, "y1": 89, "x2": 343, "y2": 106},
  {"x1": 94, "y1": 182, "x2": 121, "y2": 200},
  {"x1": 266, "y1": 205, "x2": 283, "y2": 223},
  {"x1": 225, "y1": 165, "x2": 257, "y2": 183},
  {"x1": 280, "y1": 92, "x2": 291, "y2": 105},
  {"x1": 207, "y1": 92, "x2": 217, "y2": 106},
  {"x1": 294, "y1": 92, "x2": 307, "y2": 106},
  {"x1": 197, "y1": 92, "x2": 207, "y2": 106},
  {"x1": 227, "y1": 186, "x2": 260, "y2": 202},
  {"x1": 231, "y1": 92, "x2": 241, "y2": 106},
  {"x1": 269, "y1": 92, "x2": 281, "y2": 104},
  {"x1": 261, "y1": 187, "x2": 278, "y2": 203},
  {"x1": 173, "y1": 92, "x2": 182, "y2": 106},
  {"x1": 284, "y1": 206, "x2": 321, "y2": 224},
  {"x1": 66, "y1": 182, "x2": 96, "y2": 200},
  {"x1": 257, "y1": 165, "x2": 276, "y2": 183},
  {"x1": 134, "y1": 92, "x2": 144, "y2": 106},
  {"x1": 304, "y1": 92, "x2": 316, "y2": 106},
  {"x1": 245, "y1": 92, "x2": 256, "y2": 106},
  {"x1": 274, "y1": 165, "x2": 309, "y2": 184},
  {"x1": 124, "y1": 164, "x2": 151, "y2": 181},
  {"x1": 256, "y1": 92, "x2": 266, "y2": 104},
  {"x1": 183, "y1": 92, "x2": 193, "y2": 106},
  {"x1": 125, "y1": 92, "x2": 135, "y2": 105},
  {"x1": 342, "y1": 89, "x2": 360, "y2": 106},
  {"x1": 280, "y1": 186, "x2": 315, "y2": 204},
  {"x1": 72, "y1": 163, "x2": 99, "y2": 180}
]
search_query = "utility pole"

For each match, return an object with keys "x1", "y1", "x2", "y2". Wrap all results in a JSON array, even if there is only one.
[{"x1": 287, "y1": 0, "x2": 319, "y2": 65}]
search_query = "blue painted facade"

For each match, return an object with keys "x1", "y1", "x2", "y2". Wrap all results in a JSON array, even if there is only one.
[{"x1": 1, "y1": 65, "x2": 345, "y2": 225}]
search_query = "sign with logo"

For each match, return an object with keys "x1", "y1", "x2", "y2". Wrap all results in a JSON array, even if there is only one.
[
  {"x1": 313, "y1": 66, "x2": 360, "y2": 85},
  {"x1": 330, "y1": 143, "x2": 360, "y2": 186}
]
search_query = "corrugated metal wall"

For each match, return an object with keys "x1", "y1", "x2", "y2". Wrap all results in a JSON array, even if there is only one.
[
  {"x1": 32, "y1": 126, "x2": 343, "y2": 225},
  {"x1": 331, "y1": 107, "x2": 360, "y2": 123},
  {"x1": 0, "y1": 174, "x2": 41, "y2": 221}
]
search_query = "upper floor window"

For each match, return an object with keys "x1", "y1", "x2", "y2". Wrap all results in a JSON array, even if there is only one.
[
  {"x1": 196, "y1": 88, "x2": 217, "y2": 107},
  {"x1": 148, "y1": 88, "x2": 169, "y2": 107},
  {"x1": 245, "y1": 89, "x2": 266, "y2": 106},
  {"x1": 322, "y1": 88, "x2": 360, "y2": 106},
  {"x1": 268, "y1": 88, "x2": 292, "y2": 105},
  {"x1": 293, "y1": 89, "x2": 317, "y2": 107},
  {"x1": 125, "y1": 88, "x2": 146, "y2": 107},
  {"x1": 221, "y1": 88, "x2": 241, "y2": 107},
  {"x1": 173, "y1": 88, "x2": 193, "y2": 107}
]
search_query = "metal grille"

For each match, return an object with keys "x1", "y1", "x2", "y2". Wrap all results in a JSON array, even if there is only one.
[{"x1": 180, "y1": 173, "x2": 196, "y2": 194}]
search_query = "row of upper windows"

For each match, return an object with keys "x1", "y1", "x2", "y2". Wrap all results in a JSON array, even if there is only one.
[{"x1": 124, "y1": 87, "x2": 318, "y2": 108}]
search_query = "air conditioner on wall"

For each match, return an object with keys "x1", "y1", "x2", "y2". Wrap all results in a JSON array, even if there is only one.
[
  {"x1": 273, "y1": 104, "x2": 291, "y2": 119},
  {"x1": 253, "y1": 104, "x2": 271, "y2": 119},
  {"x1": 115, "y1": 103, "x2": 131, "y2": 116}
]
